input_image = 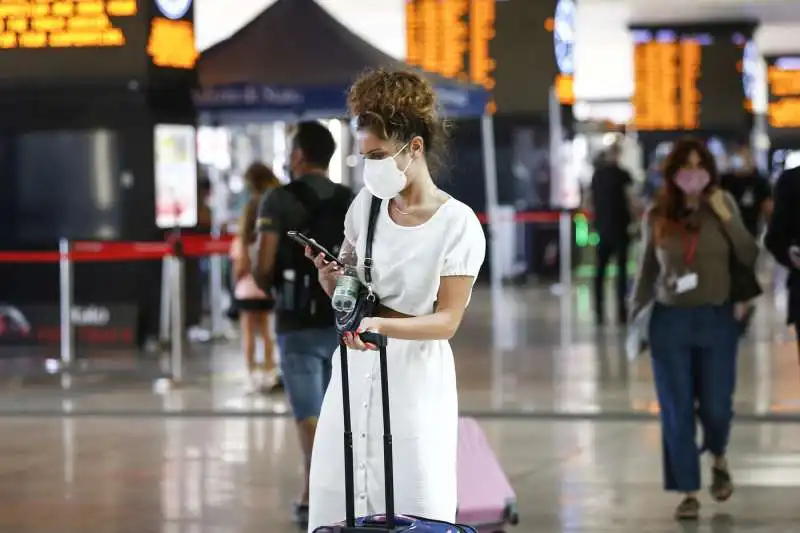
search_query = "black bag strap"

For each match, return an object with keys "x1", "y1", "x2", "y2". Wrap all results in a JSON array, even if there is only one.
[
  {"x1": 340, "y1": 332, "x2": 392, "y2": 529},
  {"x1": 364, "y1": 196, "x2": 382, "y2": 285},
  {"x1": 284, "y1": 180, "x2": 322, "y2": 223}
]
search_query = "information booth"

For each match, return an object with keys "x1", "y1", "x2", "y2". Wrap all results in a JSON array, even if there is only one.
[{"x1": 194, "y1": 0, "x2": 502, "y2": 282}]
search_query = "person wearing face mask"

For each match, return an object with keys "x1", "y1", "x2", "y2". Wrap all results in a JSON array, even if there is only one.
[
  {"x1": 252, "y1": 121, "x2": 354, "y2": 527},
  {"x1": 629, "y1": 138, "x2": 759, "y2": 520},
  {"x1": 720, "y1": 145, "x2": 773, "y2": 237},
  {"x1": 303, "y1": 69, "x2": 486, "y2": 532}
]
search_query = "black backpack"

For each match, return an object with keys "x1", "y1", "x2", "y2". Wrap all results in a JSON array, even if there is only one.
[{"x1": 274, "y1": 180, "x2": 353, "y2": 329}]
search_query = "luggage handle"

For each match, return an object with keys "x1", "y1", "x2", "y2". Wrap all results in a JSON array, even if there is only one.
[
  {"x1": 358, "y1": 331, "x2": 387, "y2": 348},
  {"x1": 340, "y1": 332, "x2": 395, "y2": 530}
]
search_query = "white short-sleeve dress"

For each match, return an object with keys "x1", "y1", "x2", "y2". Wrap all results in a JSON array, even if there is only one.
[{"x1": 307, "y1": 188, "x2": 486, "y2": 532}]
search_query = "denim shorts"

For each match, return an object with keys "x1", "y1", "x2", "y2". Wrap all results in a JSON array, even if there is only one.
[{"x1": 278, "y1": 327, "x2": 339, "y2": 421}]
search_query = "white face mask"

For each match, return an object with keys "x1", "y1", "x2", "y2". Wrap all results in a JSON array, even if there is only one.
[{"x1": 362, "y1": 144, "x2": 413, "y2": 200}]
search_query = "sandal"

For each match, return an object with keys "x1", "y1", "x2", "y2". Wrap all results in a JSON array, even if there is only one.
[
  {"x1": 675, "y1": 496, "x2": 700, "y2": 520},
  {"x1": 710, "y1": 465, "x2": 734, "y2": 502}
]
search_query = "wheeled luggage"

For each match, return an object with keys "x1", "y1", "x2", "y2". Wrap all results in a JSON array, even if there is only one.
[
  {"x1": 313, "y1": 332, "x2": 478, "y2": 533},
  {"x1": 456, "y1": 417, "x2": 519, "y2": 533}
]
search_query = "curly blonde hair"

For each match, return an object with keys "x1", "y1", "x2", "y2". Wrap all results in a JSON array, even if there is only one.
[{"x1": 347, "y1": 69, "x2": 449, "y2": 172}]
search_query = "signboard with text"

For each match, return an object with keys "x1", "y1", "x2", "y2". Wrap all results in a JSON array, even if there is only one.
[
  {"x1": 766, "y1": 55, "x2": 800, "y2": 138},
  {"x1": 405, "y1": 0, "x2": 571, "y2": 115},
  {"x1": 0, "y1": 0, "x2": 197, "y2": 87},
  {"x1": 0, "y1": 303, "x2": 138, "y2": 349},
  {"x1": 629, "y1": 22, "x2": 756, "y2": 132}
]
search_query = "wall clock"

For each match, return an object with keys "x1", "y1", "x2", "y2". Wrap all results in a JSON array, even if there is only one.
[
  {"x1": 155, "y1": 0, "x2": 193, "y2": 20},
  {"x1": 554, "y1": 0, "x2": 576, "y2": 75}
]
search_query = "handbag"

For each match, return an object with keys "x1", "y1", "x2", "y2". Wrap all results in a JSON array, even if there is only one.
[
  {"x1": 334, "y1": 196, "x2": 382, "y2": 334},
  {"x1": 722, "y1": 229, "x2": 762, "y2": 303},
  {"x1": 729, "y1": 256, "x2": 762, "y2": 303}
]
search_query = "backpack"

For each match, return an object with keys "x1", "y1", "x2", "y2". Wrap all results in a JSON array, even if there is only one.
[{"x1": 274, "y1": 180, "x2": 353, "y2": 329}]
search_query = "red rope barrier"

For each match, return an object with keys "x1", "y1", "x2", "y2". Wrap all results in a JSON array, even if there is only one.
[
  {"x1": 0, "y1": 212, "x2": 594, "y2": 263},
  {"x1": 474, "y1": 210, "x2": 593, "y2": 224},
  {"x1": 0, "y1": 251, "x2": 61, "y2": 263},
  {"x1": 0, "y1": 236, "x2": 226, "y2": 264}
]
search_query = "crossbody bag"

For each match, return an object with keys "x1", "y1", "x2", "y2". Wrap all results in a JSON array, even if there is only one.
[{"x1": 334, "y1": 195, "x2": 382, "y2": 334}]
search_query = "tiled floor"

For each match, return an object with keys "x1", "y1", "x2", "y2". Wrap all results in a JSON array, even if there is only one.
[
  {"x1": 2, "y1": 417, "x2": 800, "y2": 532},
  {"x1": 1, "y1": 281, "x2": 799, "y2": 532},
  {"x1": 0, "y1": 284, "x2": 796, "y2": 419}
]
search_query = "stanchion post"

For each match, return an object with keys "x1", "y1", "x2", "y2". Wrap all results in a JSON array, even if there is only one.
[
  {"x1": 169, "y1": 242, "x2": 185, "y2": 384},
  {"x1": 208, "y1": 234, "x2": 224, "y2": 338},
  {"x1": 58, "y1": 238, "x2": 74, "y2": 369},
  {"x1": 480, "y1": 113, "x2": 502, "y2": 288},
  {"x1": 159, "y1": 256, "x2": 172, "y2": 345},
  {"x1": 559, "y1": 211, "x2": 572, "y2": 290}
]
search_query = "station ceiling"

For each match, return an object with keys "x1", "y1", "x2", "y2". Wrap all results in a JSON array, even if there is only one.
[{"x1": 591, "y1": 0, "x2": 800, "y2": 25}]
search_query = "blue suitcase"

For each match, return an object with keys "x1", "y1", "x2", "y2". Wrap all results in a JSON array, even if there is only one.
[{"x1": 313, "y1": 333, "x2": 477, "y2": 533}]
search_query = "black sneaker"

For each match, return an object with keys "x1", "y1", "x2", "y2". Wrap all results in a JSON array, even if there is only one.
[{"x1": 293, "y1": 502, "x2": 309, "y2": 527}]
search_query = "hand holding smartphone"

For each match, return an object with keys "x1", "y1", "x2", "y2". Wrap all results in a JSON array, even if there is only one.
[{"x1": 287, "y1": 231, "x2": 343, "y2": 266}]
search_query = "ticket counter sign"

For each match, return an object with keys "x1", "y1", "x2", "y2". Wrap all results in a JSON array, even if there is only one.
[{"x1": 0, "y1": 0, "x2": 196, "y2": 86}]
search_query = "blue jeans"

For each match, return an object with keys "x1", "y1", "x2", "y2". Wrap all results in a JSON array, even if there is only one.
[
  {"x1": 649, "y1": 303, "x2": 739, "y2": 492},
  {"x1": 278, "y1": 328, "x2": 339, "y2": 421}
]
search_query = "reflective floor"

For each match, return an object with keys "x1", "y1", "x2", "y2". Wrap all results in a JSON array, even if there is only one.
[
  {"x1": 0, "y1": 283, "x2": 796, "y2": 418},
  {"x1": 3, "y1": 417, "x2": 800, "y2": 532},
  {"x1": 1, "y1": 281, "x2": 800, "y2": 532}
]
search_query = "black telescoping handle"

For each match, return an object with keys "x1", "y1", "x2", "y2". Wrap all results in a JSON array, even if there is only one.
[
  {"x1": 374, "y1": 335, "x2": 395, "y2": 529},
  {"x1": 339, "y1": 340, "x2": 356, "y2": 528},
  {"x1": 359, "y1": 331, "x2": 388, "y2": 348},
  {"x1": 339, "y1": 333, "x2": 394, "y2": 530}
]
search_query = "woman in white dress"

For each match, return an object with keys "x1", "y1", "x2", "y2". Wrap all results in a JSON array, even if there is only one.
[{"x1": 304, "y1": 69, "x2": 486, "y2": 532}]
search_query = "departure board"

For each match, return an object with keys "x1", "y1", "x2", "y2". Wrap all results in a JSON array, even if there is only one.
[
  {"x1": 406, "y1": 0, "x2": 494, "y2": 86},
  {"x1": 406, "y1": 0, "x2": 567, "y2": 115},
  {"x1": 766, "y1": 55, "x2": 800, "y2": 133},
  {"x1": 630, "y1": 23, "x2": 756, "y2": 132},
  {"x1": 0, "y1": 0, "x2": 197, "y2": 86}
]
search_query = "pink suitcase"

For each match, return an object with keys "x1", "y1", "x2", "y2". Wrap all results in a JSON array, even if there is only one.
[{"x1": 456, "y1": 417, "x2": 519, "y2": 532}]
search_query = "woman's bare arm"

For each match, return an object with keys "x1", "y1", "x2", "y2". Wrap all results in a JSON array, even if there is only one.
[{"x1": 375, "y1": 276, "x2": 474, "y2": 341}]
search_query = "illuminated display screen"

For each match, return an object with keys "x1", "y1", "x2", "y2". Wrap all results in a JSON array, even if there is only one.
[
  {"x1": 630, "y1": 23, "x2": 755, "y2": 132},
  {"x1": 0, "y1": 0, "x2": 136, "y2": 48},
  {"x1": 406, "y1": 0, "x2": 568, "y2": 115},
  {"x1": 766, "y1": 55, "x2": 800, "y2": 133},
  {"x1": 0, "y1": 0, "x2": 196, "y2": 86},
  {"x1": 406, "y1": 0, "x2": 493, "y2": 87}
]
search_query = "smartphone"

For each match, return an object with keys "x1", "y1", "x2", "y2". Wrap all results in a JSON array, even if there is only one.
[{"x1": 286, "y1": 231, "x2": 343, "y2": 266}]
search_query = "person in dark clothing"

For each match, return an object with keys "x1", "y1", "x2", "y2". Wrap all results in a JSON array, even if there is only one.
[
  {"x1": 590, "y1": 144, "x2": 636, "y2": 325},
  {"x1": 764, "y1": 166, "x2": 800, "y2": 360},
  {"x1": 720, "y1": 146, "x2": 772, "y2": 336},
  {"x1": 719, "y1": 146, "x2": 772, "y2": 237},
  {"x1": 252, "y1": 121, "x2": 353, "y2": 527}
]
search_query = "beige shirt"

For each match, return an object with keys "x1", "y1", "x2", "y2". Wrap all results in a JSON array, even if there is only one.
[{"x1": 630, "y1": 192, "x2": 759, "y2": 317}]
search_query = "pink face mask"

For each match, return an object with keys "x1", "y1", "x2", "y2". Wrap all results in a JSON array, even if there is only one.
[{"x1": 674, "y1": 169, "x2": 710, "y2": 195}]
